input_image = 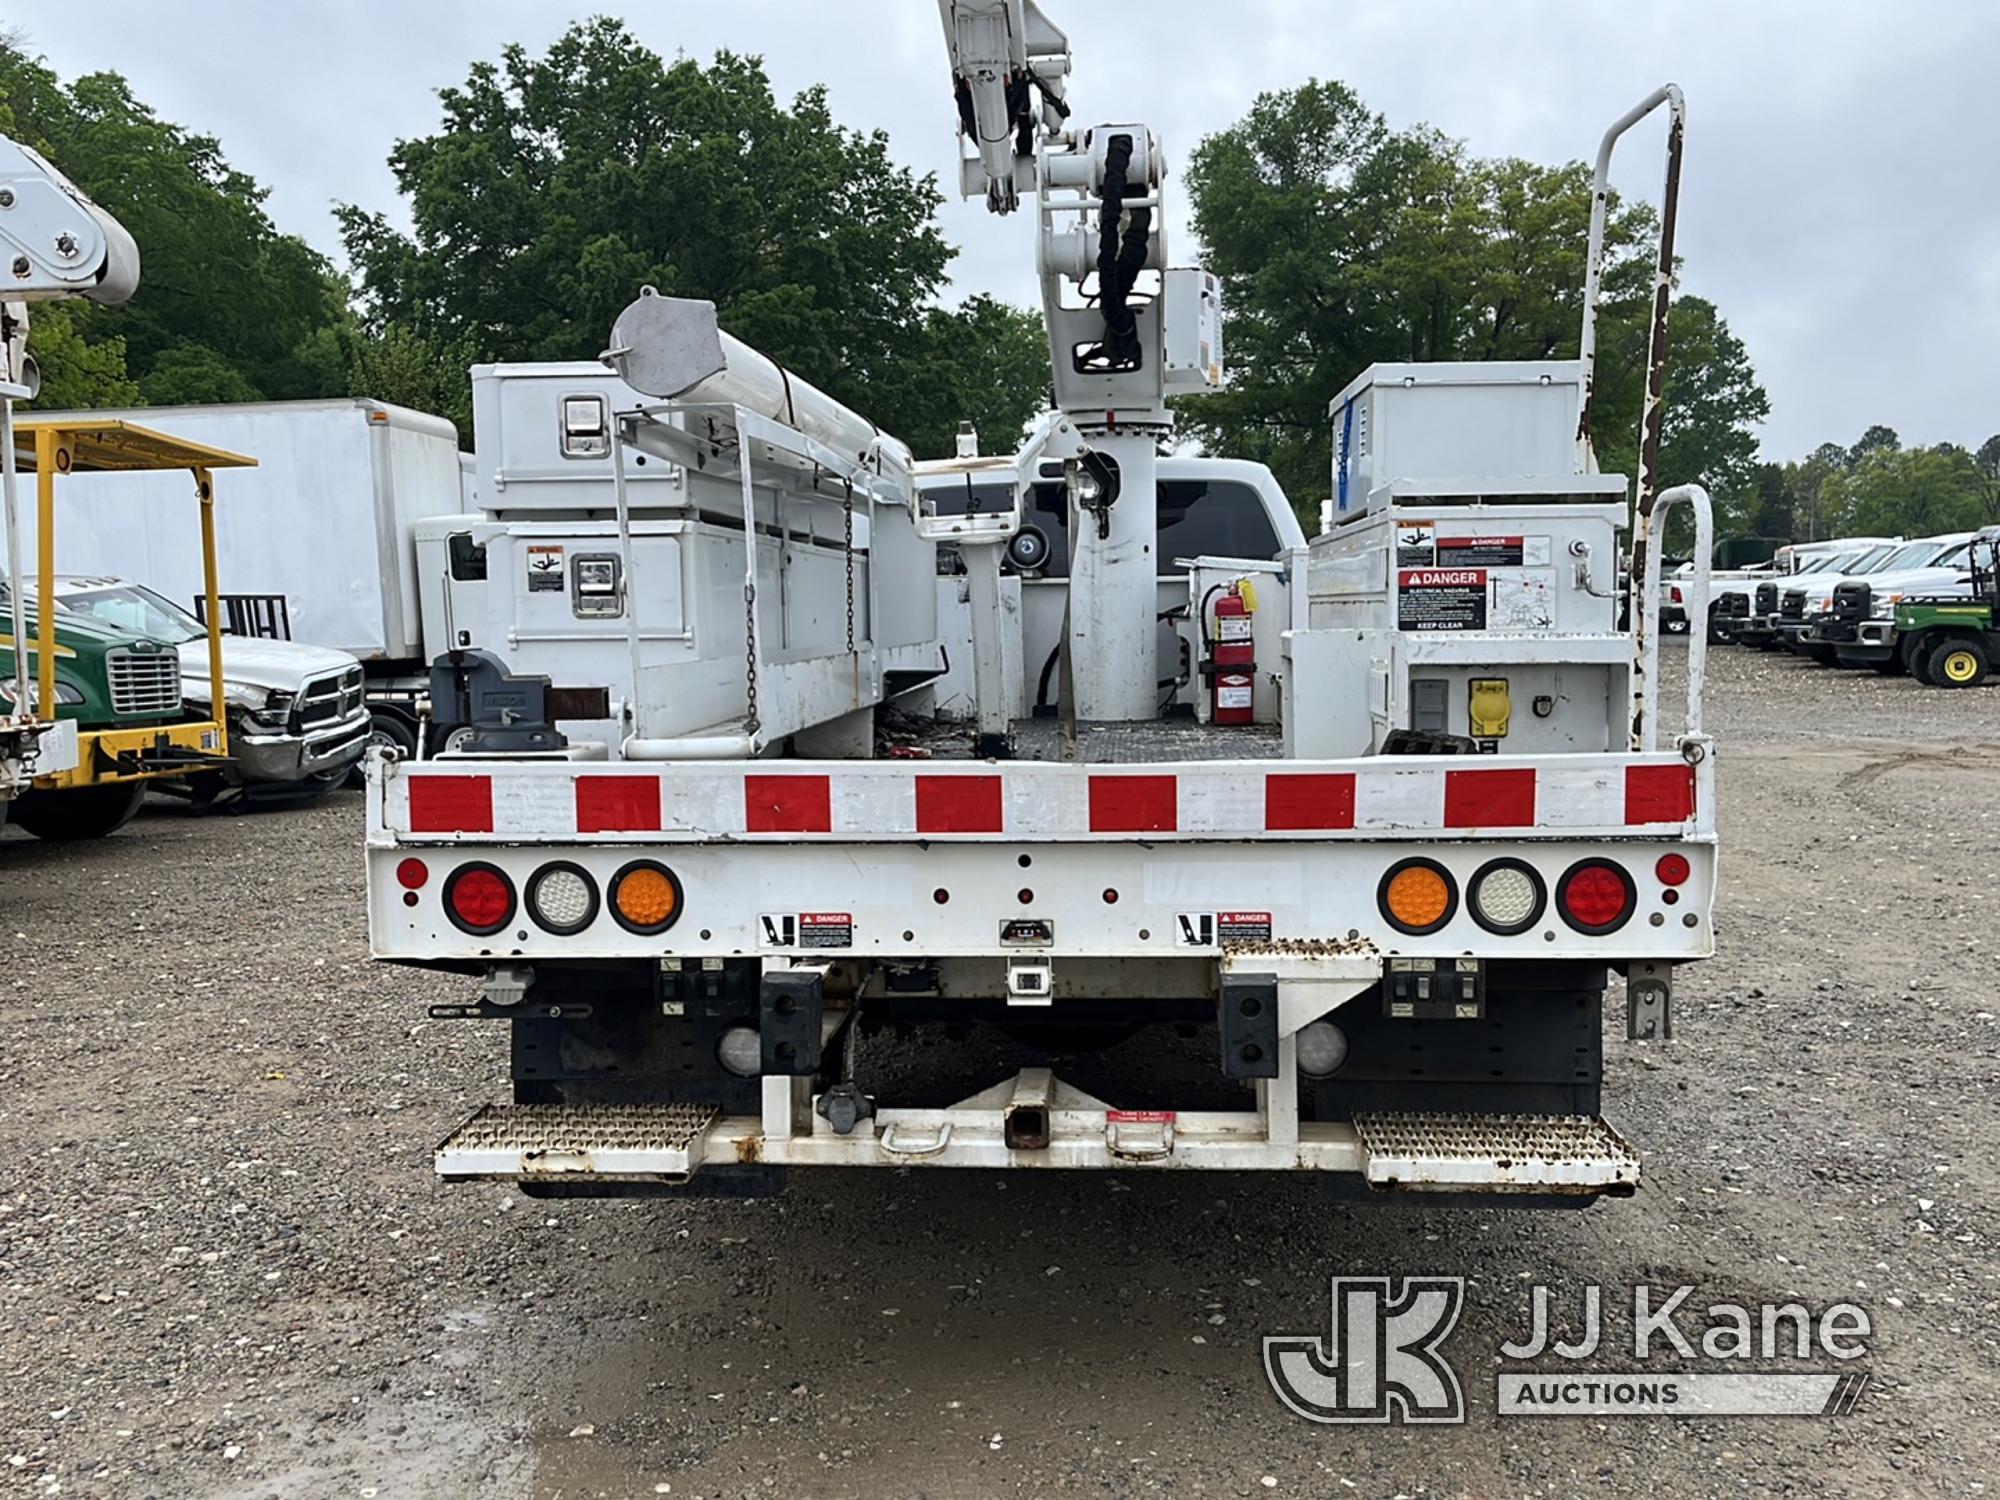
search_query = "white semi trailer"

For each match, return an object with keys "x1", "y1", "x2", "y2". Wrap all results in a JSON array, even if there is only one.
[{"x1": 361, "y1": 13, "x2": 1717, "y2": 1207}]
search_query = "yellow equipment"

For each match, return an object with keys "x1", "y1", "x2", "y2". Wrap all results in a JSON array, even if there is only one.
[{"x1": 12, "y1": 416, "x2": 255, "y2": 790}]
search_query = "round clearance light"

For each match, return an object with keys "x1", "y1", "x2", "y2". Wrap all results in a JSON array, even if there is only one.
[
  {"x1": 1469, "y1": 858, "x2": 1547, "y2": 936},
  {"x1": 1296, "y1": 1020, "x2": 1349, "y2": 1078},
  {"x1": 396, "y1": 857, "x2": 429, "y2": 890},
  {"x1": 1378, "y1": 858, "x2": 1457, "y2": 936},
  {"x1": 1557, "y1": 859, "x2": 1637, "y2": 935},
  {"x1": 444, "y1": 862, "x2": 515, "y2": 936},
  {"x1": 1655, "y1": 853, "x2": 1692, "y2": 887},
  {"x1": 610, "y1": 860, "x2": 684, "y2": 935},
  {"x1": 526, "y1": 861, "x2": 599, "y2": 936},
  {"x1": 716, "y1": 1024, "x2": 762, "y2": 1079}
]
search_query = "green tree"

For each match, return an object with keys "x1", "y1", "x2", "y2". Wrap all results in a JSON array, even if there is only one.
[
  {"x1": 1847, "y1": 446, "x2": 1983, "y2": 537},
  {"x1": 0, "y1": 39, "x2": 346, "y2": 406},
  {"x1": 1972, "y1": 435, "x2": 2000, "y2": 524},
  {"x1": 1748, "y1": 461, "x2": 1793, "y2": 539},
  {"x1": 339, "y1": 22, "x2": 1047, "y2": 458},
  {"x1": 341, "y1": 323, "x2": 483, "y2": 442},
  {"x1": 1178, "y1": 80, "x2": 1765, "y2": 527},
  {"x1": 1595, "y1": 295, "x2": 1769, "y2": 537},
  {"x1": 17, "y1": 303, "x2": 141, "y2": 408},
  {"x1": 1785, "y1": 441, "x2": 1851, "y2": 541},
  {"x1": 1848, "y1": 423, "x2": 1899, "y2": 467}
]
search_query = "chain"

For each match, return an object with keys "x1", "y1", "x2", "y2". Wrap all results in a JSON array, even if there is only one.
[
  {"x1": 843, "y1": 480, "x2": 856, "y2": 655},
  {"x1": 743, "y1": 577, "x2": 760, "y2": 733}
]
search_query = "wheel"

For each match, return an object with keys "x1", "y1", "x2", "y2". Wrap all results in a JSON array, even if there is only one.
[
  {"x1": 347, "y1": 710, "x2": 418, "y2": 788},
  {"x1": 9, "y1": 780, "x2": 148, "y2": 841},
  {"x1": 1908, "y1": 637, "x2": 1936, "y2": 685},
  {"x1": 1663, "y1": 615, "x2": 1690, "y2": 636},
  {"x1": 1927, "y1": 637, "x2": 1989, "y2": 689}
]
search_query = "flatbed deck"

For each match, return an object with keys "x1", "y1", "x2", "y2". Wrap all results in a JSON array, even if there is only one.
[{"x1": 883, "y1": 711, "x2": 1285, "y2": 764}]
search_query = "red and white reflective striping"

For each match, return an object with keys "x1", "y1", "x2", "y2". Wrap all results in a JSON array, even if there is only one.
[{"x1": 378, "y1": 754, "x2": 1704, "y2": 843}]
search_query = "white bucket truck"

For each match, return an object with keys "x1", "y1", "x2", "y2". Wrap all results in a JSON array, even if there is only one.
[{"x1": 362, "y1": 38, "x2": 1717, "y2": 1207}]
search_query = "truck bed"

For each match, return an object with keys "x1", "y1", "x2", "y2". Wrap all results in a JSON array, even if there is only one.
[{"x1": 883, "y1": 710, "x2": 1284, "y2": 763}]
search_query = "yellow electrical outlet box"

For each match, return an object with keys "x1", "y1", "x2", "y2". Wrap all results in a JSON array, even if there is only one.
[{"x1": 1468, "y1": 678, "x2": 1511, "y2": 738}]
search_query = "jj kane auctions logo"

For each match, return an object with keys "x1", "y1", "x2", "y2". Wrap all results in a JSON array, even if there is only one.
[{"x1": 1265, "y1": 1278, "x2": 1873, "y2": 1423}]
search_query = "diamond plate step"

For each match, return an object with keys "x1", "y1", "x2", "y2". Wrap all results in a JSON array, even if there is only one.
[
  {"x1": 1353, "y1": 1111, "x2": 1641, "y2": 1194},
  {"x1": 436, "y1": 1102, "x2": 721, "y2": 1182}
]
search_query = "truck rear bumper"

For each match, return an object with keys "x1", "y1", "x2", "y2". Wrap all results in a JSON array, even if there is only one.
[{"x1": 435, "y1": 1078, "x2": 1642, "y2": 1196}]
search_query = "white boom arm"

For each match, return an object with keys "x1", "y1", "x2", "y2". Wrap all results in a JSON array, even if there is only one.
[
  {"x1": 939, "y1": 3, "x2": 1221, "y2": 721},
  {"x1": 937, "y1": 0, "x2": 1073, "y2": 214},
  {"x1": 2, "y1": 133, "x2": 142, "y2": 745}
]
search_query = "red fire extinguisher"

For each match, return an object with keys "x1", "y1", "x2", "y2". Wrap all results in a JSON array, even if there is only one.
[{"x1": 1207, "y1": 583, "x2": 1255, "y2": 725}]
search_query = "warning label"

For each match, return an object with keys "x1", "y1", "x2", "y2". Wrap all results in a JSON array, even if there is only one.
[
  {"x1": 526, "y1": 543, "x2": 565, "y2": 592},
  {"x1": 1217, "y1": 911, "x2": 1274, "y2": 942},
  {"x1": 1490, "y1": 570, "x2": 1556, "y2": 629},
  {"x1": 1438, "y1": 534, "x2": 1524, "y2": 567},
  {"x1": 1395, "y1": 519, "x2": 1436, "y2": 566},
  {"x1": 1398, "y1": 568, "x2": 1488, "y2": 631},
  {"x1": 759, "y1": 912, "x2": 854, "y2": 948},
  {"x1": 1175, "y1": 911, "x2": 1274, "y2": 946},
  {"x1": 797, "y1": 912, "x2": 854, "y2": 949}
]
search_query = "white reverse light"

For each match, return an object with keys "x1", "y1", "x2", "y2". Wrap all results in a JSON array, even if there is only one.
[
  {"x1": 716, "y1": 1025, "x2": 762, "y2": 1079},
  {"x1": 1473, "y1": 864, "x2": 1541, "y2": 931},
  {"x1": 1296, "y1": 1020, "x2": 1348, "y2": 1078},
  {"x1": 527, "y1": 865, "x2": 595, "y2": 932}
]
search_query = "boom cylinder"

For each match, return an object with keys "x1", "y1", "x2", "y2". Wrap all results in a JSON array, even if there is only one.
[{"x1": 604, "y1": 289, "x2": 913, "y2": 484}]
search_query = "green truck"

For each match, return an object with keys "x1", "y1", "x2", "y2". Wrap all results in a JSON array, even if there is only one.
[{"x1": 1, "y1": 595, "x2": 196, "y2": 837}]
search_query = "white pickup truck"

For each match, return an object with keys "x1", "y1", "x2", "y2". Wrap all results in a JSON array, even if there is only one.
[
  {"x1": 1783, "y1": 534, "x2": 1976, "y2": 662},
  {"x1": 49, "y1": 575, "x2": 368, "y2": 796}
]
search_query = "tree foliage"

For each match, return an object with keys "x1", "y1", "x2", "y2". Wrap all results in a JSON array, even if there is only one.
[
  {"x1": 1178, "y1": 80, "x2": 1770, "y2": 530},
  {"x1": 0, "y1": 37, "x2": 346, "y2": 408},
  {"x1": 339, "y1": 21, "x2": 1048, "y2": 457}
]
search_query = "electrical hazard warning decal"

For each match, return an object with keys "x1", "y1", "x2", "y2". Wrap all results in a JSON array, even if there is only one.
[
  {"x1": 1397, "y1": 568, "x2": 1487, "y2": 631},
  {"x1": 759, "y1": 912, "x2": 854, "y2": 949}
]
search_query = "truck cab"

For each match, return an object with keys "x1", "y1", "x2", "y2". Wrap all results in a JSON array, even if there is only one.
[{"x1": 0, "y1": 580, "x2": 187, "y2": 837}]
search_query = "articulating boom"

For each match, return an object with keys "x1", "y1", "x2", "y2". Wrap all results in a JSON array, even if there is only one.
[{"x1": 938, "y1": 3, "x2": 1222, "y2": 719}]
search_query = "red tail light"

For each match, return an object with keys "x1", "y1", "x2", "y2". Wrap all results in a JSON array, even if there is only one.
[
  {"x1": 395, "y1": 857, "x2": 429, "y2": 890},
  {"x1": 1655, "y1": 853, "x2": 1691, "y2": 887},
  {"x1": 1557, "y1": 859, "x2": 1635, "y2": 934},
  {"x1": 445, "y1": 863, "x2": 516, "y2": 936}
]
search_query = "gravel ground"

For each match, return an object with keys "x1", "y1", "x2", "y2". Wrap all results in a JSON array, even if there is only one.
[{"x1": 3, "y1": 644, "x2": 1997, "y2": 1499}]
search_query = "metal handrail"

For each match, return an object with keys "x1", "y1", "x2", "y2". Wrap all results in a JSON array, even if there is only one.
[
  {"x1": 1576, "y1": 84, "x2": 1686, "y2": 475},
  {"x1": 1632, "y1": 482, "x2": 1711, "y2": 752}
]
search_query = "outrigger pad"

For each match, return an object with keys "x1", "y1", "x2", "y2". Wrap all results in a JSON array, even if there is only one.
[
  {"x1": 1219, "y1": 972, "x2": 1280, "y2": 1080},
  {"x1": 760, "y1": 968, "x2": 824, "y2": 1076}
]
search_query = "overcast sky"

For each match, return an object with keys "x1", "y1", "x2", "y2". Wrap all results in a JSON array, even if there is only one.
[{"x1": 15, "y1": 1, "x2": 2000, "y2": 461}]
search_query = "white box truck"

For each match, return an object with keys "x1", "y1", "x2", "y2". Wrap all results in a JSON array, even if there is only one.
[{"x1": 17, "y1": 399, "x2": 470, "y2": 763}]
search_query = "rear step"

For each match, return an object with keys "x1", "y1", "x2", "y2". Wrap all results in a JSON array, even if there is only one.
[
  {"x1": 437, "y1": 1102, "x2": 721, "y2": 1183},
  {"x1": 1353, "y1": 1111, "x2": 1641, "y2": 1194},
  {"x1": 436, "y1": 1093, "x2": 1639, "y2": 1193}
]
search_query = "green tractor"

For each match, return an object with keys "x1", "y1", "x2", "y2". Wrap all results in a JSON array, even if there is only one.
[{"x1": 1896, "y1": 528, "x2": 2000, "y2": 689}]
